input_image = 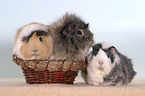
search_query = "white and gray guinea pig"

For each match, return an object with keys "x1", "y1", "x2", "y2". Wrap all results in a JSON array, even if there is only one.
[
  {"x1": 81, "y1": 42, "x2": 136, "y2": 86},
  {"x1": 13, "y1": 22, "x2": 53, "y2": 60}
]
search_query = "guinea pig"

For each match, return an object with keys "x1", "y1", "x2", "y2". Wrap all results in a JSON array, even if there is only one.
[
  {"x1": 81, "y1": 42, "x2": 136, "y2": 86},
  {"x1": 13, "y1": 22, "x2": 53, "y2": 60},
  {"x1": 48, "y1": 13, "x2": 94, "y2": 60}
]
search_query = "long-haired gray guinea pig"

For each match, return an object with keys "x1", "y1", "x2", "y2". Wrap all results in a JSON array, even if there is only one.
[
  {"x1": 81, "y1": 42, "x2": 136, "y2": 86},
  {"x1": 48, "y1": 13, "x2": 94, "y2": 60},
  {"x1": 13, "y1": 22, "x2": 53, "y2": 60}
]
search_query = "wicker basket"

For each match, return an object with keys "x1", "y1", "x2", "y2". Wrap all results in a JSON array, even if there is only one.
[{"x1": 12, "y1": 55, "x2": 85, "y2": 84}]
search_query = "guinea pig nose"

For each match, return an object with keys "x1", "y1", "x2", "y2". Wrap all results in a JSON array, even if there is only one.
[
  {"x1": 32, "y1": 49, "x2": 38, "y2": 53},
  {"x1": 99, "y1": 61, "x2": 103, "y2": 66}
]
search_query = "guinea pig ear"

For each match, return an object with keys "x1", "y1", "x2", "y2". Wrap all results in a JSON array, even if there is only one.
[
  {"x1": 62, "y1": 27, "x2": 69, "y2": 36},
  {"x1": 84, "y1": 23, "x2": 89, "y2": 28},
  {"x1": 63, "y1": 30, "x2": 67, "y2": 35},
  {"x1": 92, "y1": 43, "x2": 102, "y2": 55},
  {"x1": 108, "y1": 46, "x2": 115, "y2": 49},
  {"x1": 22, "y1": 36, "x2": 29, "y2": 42},
  {"x1": 109, "y1": 46, "x2": 117, "y2": 54}
]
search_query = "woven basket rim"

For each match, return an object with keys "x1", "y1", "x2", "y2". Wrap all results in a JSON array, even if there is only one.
[
  {"x1": 12, "y1": 54, "x2": 84, "y2": 61},
  {"x1": 12, "y1": 54, "x2": 85, "y2": 72}
]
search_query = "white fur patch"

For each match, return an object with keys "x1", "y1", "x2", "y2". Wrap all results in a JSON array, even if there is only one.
[
  {"x1": 13, "y1": 23, "x2": 48, "y2": 59},
  {"x1": 87, "y1": 49, "x2": 112, "y2": 85},
  {"x1": 113, "y1": 53, "x2": 120, "y2": 65},
  {"x1": 19, "y1": 24, "x2": 48, "y2": 40}
]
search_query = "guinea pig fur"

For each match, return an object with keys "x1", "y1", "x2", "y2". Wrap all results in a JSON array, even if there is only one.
[
  {"x1": 104, "y1": 45, "x2": 136, "y2": 86},
  {"x1": 84, "y1": 43, "x2": 115, "y2": 85},
  {"x1": 13, "y1": 22, "x2": 53, "y2": 60},
  {"x1": 81, "y1": 42, "x2": 136, "y2": 86},
  {"x1": 48, "y1": 13, "x2": 94, "y2": 60}
]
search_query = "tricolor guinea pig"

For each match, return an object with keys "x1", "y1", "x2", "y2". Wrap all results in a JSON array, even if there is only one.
[
  {"x1": 81, "y1": 42, "x2": 136, "y2": 86},
  {"x1": 13, "y1": 22, "x2": 53, "y2": 60}
]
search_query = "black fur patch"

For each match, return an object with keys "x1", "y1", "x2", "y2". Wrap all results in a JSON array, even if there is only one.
[
  {"x1": 102, "y1": 49, "x2": 115, "y2": 63},
  {"x1": 22, "y1": 30, "x2": 49, "y2": 42},
  {"x1": 92, "y1": 43, "x2": 102, "y2": 56},
  {"x1": 36, "y1": 30, "x2": 49, "y2": 36},
  {"x1": 92, "y1": 43, "x2": 115, "y2": 63}
]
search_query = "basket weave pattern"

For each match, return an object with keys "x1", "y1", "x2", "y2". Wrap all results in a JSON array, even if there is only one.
[{"x1": 13, "y1": 55, "x2": 85, "y2": 84}]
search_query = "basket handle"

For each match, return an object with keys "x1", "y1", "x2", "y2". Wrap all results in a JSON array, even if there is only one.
[
  {"x1": 59, "y1": 60, "x2": 66, "y2": 71},
  {"x1": 67, "y1": 61, "x2": 74, "y2": 71},
  {"x1": 12, "y1": 55, "x2": 23, "y2": 66},
  {"x1": 45, "y1": 61, "x2": 50, "y2": 70},
  {"x1": 66, "y1": 60, "x2": 85, "y2": 71},
  {"x1": 34, "y1": 60, "x2": 39, "y2": 69}
]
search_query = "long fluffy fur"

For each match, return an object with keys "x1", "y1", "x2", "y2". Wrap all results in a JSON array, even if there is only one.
[{"x1": 48, "y1": 13, "x2": 93, "y2": 60}]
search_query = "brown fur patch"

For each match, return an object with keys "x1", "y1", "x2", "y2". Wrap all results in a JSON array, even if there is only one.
[
  {"x1": 14, "y1": 22, "x2": 47, "y2": 46},
  {"x1": 20, "y1": 32, "x2": 52, "y2": 60}
]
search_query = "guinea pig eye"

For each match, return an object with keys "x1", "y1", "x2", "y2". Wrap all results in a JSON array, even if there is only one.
[
  {"x1": 76, "y1": 30, "x2": 83, "y2": 36},
  {"x1": 39, "y1": 37, "x2": 42, "y2": 42}
]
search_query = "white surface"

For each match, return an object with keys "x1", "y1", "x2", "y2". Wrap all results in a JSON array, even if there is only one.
[{"x1": 0, "y1": 0, "x2": 145, "y2": 78}]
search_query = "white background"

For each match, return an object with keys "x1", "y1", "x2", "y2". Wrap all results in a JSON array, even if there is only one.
[{"x1": 0, "y1": 0, "x2": 145, "y2": 78}]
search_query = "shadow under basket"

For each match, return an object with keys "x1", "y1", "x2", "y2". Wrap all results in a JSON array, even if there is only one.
[{"x1": 12, "y1": 55, "x2": 85, "y2": 84}]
